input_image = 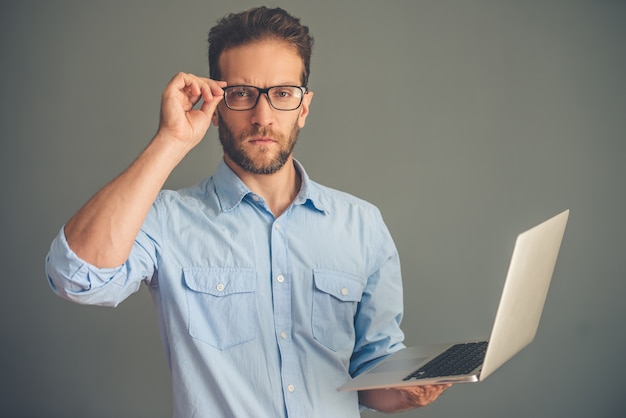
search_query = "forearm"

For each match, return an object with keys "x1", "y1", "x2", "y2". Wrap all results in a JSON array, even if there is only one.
[{"x1": 64, "y1": 133, "x2": 190, "y2": 268}]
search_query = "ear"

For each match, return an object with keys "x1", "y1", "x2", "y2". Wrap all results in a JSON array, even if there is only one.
[
  {"x1": 211, "y1": 106, "x2": 221, "y2": 127},
  {"x1": 297, "y1": 90, "x2": 314, "y2": 128}
]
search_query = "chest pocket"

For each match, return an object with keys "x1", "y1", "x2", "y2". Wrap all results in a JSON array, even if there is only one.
[
  {"x1": 183, "y1": 268, "x2": 257, "y2": 350},
  {"x1": 312, "y1": 269, "x2": 365, "y2": 351}
]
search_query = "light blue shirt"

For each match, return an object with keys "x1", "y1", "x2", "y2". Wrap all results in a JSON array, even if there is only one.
[{"x1": 46, "y1": 159, "x2": 405, "y2": 417}]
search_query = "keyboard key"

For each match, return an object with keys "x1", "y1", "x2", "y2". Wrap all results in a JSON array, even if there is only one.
[{"x1": 403, "y1": 341, "x2": 488, "y2": 381}]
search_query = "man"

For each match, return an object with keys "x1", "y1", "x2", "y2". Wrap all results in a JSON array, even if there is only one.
[{"x1": 46, "y1": 6, "x2": 449, "y2": 417}]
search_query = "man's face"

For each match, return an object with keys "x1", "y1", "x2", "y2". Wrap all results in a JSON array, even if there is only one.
[{"x1": 212, "y1": 40, "x2": 313, "y2": 175}]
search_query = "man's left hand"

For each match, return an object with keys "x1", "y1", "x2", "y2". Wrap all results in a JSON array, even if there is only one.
[{"x1": 358, "y1": 384, "x2": 452, "y2": 413}]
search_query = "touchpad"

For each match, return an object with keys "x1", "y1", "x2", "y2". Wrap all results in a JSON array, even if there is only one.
[{"x1": 374, "y1": 356, "x2": 429, "y2": 373}]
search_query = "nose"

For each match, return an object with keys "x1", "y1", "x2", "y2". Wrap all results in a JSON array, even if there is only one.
[{"x1": 250, "y1": 93, "x2": 274, "y2": 127}]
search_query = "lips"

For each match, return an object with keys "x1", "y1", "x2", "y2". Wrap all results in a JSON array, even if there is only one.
[{"x1": 248, "y1": 137, "x2": 276, "y2": 145}]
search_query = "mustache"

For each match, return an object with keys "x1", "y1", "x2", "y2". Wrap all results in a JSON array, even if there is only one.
[
  {"x1": 217, "y1": 112, "x2": 276, "y2": 140},
  {"x1": 241, "y1": 126, "x2": 281, "y2": 141}
]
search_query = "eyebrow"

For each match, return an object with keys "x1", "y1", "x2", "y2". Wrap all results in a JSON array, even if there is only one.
[{"x1": 229, "y1": 79, "x2": 302, "y2": 87}]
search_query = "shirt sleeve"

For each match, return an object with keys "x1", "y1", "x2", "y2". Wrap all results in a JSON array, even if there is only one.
[
  {"x1": 45, "y1": 205, "x2": 161, "y2": 307},
  {"x1": 349, "y1": 208, "x2": 406, "y2": 377}
]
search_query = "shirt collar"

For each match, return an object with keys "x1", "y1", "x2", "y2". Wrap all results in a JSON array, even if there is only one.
[{"x1": 213, "y1": 158, "x2": 327, "y2": 214}]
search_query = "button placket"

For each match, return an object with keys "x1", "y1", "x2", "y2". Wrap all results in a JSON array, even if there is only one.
[{"x1": 270, "y1": 216, "x2": 302, "y2": 415}]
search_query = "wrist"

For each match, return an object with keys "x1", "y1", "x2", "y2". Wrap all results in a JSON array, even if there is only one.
[{"x1": 148, "y1": 131, "x2": 196, "y2": 168}]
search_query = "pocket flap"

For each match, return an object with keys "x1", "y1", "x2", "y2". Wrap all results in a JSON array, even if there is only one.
[
  {"x1": 313, "y1": 269, "x2": 364, "y2": 302},
  {"x1": 183, "y1": 268, "x2": 256, "y2": 296}
]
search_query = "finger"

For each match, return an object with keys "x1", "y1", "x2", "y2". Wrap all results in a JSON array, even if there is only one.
[
  {"x1": 169, "y1": 72, "x2": 200, "y2": 94},
  {"x1": 162, "y1": 73, "x2": 200, "y2": 111},
  {"x1": 199, "y1": 81, "x2": 223, "y2": 102},
  {"x1": 166, "y1": 75, "x2": 223, "y2": 115},
  {"x1": 198, "y1": 81, "x2": 225, "y2": 115},
  {"x1": 170, "y1": 73, "x2": 212, "y2": 102},
  {"x1": 400, "y1": 384, "x2": 451, "y2": 407}
]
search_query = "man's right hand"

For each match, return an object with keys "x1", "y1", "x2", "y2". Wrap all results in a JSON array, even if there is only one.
[{"x1": 157, "y1": 72, "x2": 226, "y2": 150}]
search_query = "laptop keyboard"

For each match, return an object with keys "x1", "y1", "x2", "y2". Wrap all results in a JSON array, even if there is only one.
[{"x1": 403, "y1": 341, "x2": 488, "y2": 381}]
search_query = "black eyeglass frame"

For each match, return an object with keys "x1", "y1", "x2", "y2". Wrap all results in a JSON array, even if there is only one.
[{"x1": 222, "y1": 85, "x2": 309, "y2": 111}]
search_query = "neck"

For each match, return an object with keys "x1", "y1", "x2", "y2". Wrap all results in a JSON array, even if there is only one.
[{"x1": 224, "y1": 155, "x2": 301, "y2": 217}]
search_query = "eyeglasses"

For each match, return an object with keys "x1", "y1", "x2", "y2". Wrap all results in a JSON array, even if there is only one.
[{"x1": 223, "y1": 85, "x2": 308, "y2": 111}]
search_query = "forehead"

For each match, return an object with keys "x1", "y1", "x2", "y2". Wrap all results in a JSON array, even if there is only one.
[{"x1": 218, "y1": 40, "x2": 304, "y2": 85}]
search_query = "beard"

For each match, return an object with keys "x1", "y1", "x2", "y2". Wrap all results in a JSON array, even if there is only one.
[{"x1": 218, "y1": 112, "x2": 300, "y2": 175}]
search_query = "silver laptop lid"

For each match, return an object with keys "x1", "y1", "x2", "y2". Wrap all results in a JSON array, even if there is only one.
[{"x1": 480, "y1": 209, "x2": 569, "y2": 380}]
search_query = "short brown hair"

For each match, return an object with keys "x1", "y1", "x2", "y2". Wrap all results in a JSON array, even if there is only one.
[{"x1": 208, "y1": 6, "x2": 314, "y2": 86}]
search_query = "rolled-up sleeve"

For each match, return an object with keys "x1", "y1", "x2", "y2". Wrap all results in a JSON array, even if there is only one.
[
  {"x1": 349, "y1": 209, "x2": 406, "y2": 377},
  {"x1": 46, "y1": 208, "x2": 161, "y2": 307}
]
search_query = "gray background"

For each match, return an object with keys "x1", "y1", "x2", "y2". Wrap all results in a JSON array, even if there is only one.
[{"x1": 1, "y1": 1, "x2": 624, "y2": 417}]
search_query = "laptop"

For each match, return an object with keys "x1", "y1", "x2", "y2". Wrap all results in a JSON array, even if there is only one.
[{"x1": 339, "y1": 209, "x2": 569, "y2": 391}]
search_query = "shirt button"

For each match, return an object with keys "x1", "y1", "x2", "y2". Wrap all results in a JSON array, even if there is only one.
[
  {"x1": 252, "y1": 195, "x2": 260, "y2": 201},
  {"x1": 287, "y1": 384, "x2": 295, "y2": 393},
  {"x1": 275, "y1": 223, "x2": 281, "y2": 230},
  {"x1": 341, "y1": 287, "x2": 348, "y2": 296},
  {"x1": 280, "y1": 331, "x2": 287, "y2": 339},
  {"x1": 276, "y1": 275, "x2": 285, "y2": 283},
  {"x1": 216, "y1": 283, "x2": 225, "y2": 292}
]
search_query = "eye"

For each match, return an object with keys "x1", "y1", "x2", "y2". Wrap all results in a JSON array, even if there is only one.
[
  {"x1": 228, "y1": 87, "x2": 252, "y2": 98},
  {"x1": 271, "y1": 87, "x2": 300, "y2": 100},
  {"x1": 275, "y1": 89, "x2": 292, "y2": 98}
]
